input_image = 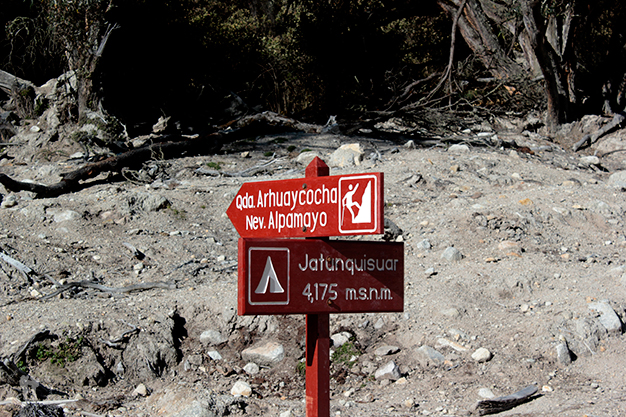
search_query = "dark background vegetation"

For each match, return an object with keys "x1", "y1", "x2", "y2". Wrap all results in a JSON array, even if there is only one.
[{"x1": 1, "y1": 0, "x2": 625, "y2": 136}]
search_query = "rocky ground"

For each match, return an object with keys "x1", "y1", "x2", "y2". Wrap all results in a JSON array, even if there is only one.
[{"x1": 1, "y1": 110, "x2": 626, "y2": 417}]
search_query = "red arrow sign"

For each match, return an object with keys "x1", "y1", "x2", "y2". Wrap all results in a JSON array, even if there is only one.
[
  {"x1": 238, "y1": 238, "x2": 404, "y2": 315},
  {"x1": 226, "y1": 172, "x2": 383, "y2": 238}
]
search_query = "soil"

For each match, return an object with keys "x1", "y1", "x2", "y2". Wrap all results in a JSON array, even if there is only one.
[{"x1": 1, "y1": 122, "x2": 626, "y2": 417}]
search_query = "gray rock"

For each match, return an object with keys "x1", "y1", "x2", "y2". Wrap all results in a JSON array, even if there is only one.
[
  {"x1": 200, "y1": 330, "x2": 227, "y2": 345},
  {"x1": 588, "y1": 301, "x2": 623, "y2": 333},
  {"x1": 124, "y1": 192, "x2": 170, "y2": 213},
  {"x1": 124, "y1": 315, "x2": 179, "y2": 381},
  {"x1": 580, "y1": 155, "x2": 600, "y2": 166},
  {"x1": 555, "y1": 340, "x2": 572, "y2": 366},
  {"x1": 566, "y1": 317, "x2": 607, "y2": 356},
  {"x1": 448, "y1": 144, "x2": 470, "y2": 153},
  {"x1": 608, "y1": 171, "x2": 626, "y2": 188},
  {"x1": 416, "y1": 239, "x2": 431, "y2": 250},
  {"x1": 374, "y1": 360, "x2": 401, "y2": 380},
  {"x1": 383, "y1": 217, "x2": 403, "y2": 241},
  {"x1": 404, "y1": 140, "x2": 416, "y2": 149},
  {"x1": 241, "y1": 341, "x2": 284, "y2": 366},
  {"x1": 374, "y1": 345, "x2": 400, "y2": 356},
  {"x1": 52, "y1": 209, "x2": 80, "y2": 223},
  {"x1": 374, "y1": 317, "x2": 385, "y2": 330},
  {"x1": 440, "y1": 307, "x2": 461, "y2": 318},
  {"x1": 170, "y1": 401, "x2": 217, "y2": 417},
  {"x1": 295, "y1": 151, "x2": 323, "y2": 166},
  {"x1": 441, "y1": 247, "x2": 463, "y2": 262},
  {"x1": 416, "y1": 345, "x2": 445, "y2": 366},
  {"x1": 0, "y1": 194, "x2": 18, "y2": 208},
  {"x1": 329, "y1": 143, "x2": 364, "y2": 168}
]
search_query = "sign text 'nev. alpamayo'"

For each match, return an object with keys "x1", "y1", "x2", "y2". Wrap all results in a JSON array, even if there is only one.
[
  {"x1": 238, "y1": 238, "x2": 404, "y2": 315},
  {"x1": 226, "y1": 172, "x2": 383, "y2": 238}
]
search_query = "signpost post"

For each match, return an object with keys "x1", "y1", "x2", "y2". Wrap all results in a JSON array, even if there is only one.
[{"x1": 227, "y1": 157, "x2": 403, "y2": 417}]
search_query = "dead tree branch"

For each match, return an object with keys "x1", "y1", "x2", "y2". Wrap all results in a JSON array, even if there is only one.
[
  {"x1": 573, "y1": 111, "x2": 626, "y2": 151},
  {"x1": 0, "y1": 133, "x2": 224, "y2": 198},
  {"x1": 40, "y1": 280, "x2": 176, "y2": 300},
  {"x1": 471, "y1": 385, "x2": 539, "y2": 415}
]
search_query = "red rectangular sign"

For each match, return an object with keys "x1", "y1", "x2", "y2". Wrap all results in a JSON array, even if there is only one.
[
  {"x1": 238, "y1": 238, "x2": 404, "y2": 315},
  {"x1": 226, "y1": 173, "x2": 384, "y2": 238}
]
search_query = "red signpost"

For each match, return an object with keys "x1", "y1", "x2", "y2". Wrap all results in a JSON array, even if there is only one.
[
  {"x1": 227, "y1": 157, "x2": 404, "y2": 417},
  {"x1": 226, "y1": 168, "x2": 384, "y2": 238}
]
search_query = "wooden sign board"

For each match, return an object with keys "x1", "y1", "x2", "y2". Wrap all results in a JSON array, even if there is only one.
[
  {"x1": 226, "y1": 173, "x2": 384, "y2": 238},
  {"x1": 238, "y1": 238, "x2": 404, "y2": 315}
]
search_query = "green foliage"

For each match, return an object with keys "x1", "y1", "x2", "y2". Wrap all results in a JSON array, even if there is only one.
[
  {"x1": 206, "y1": 161, "x2": 222, "y2": 170},
  {"x1": 331, "y1": 341, "x2": 359, "y2": 368},
  {"x1": 16, "y1": 360, "x2": 28, "y2": 373},
  {"x1": 167, "y1": 205, "x2": 188, "y2": 220},
  {"x1": 35, "y1": 336, "x2": 83, "y2": 367},
  {"x1": 287, "y1": 145, "x2": 296, "y2": 152},
  {"x1": 296, "y1": 360, "x2": 306, "y2": 376}
]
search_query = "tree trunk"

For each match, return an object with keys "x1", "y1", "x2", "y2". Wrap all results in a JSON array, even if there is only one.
[
  {"x1": 437, "y1": 0, "x2": 526, "y2": 80},
  {"x1": 519, "y1": 0, "x2": 576, "y2": 132}
]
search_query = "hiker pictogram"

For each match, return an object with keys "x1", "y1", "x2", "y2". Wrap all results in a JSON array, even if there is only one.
[{"x1": 339, "y1": 175, "x2": 379, "y2": 233}]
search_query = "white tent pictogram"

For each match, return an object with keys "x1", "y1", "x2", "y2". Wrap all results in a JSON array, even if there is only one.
[{"x1": 255, "y1": 256, "x2": 285, "y2": 294}]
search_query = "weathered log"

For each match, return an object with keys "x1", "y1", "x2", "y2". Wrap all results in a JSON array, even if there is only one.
[
  {"x1": 0, "y1": 69, "x2": 35, "y2": 94},
  {"x1": 0, "y1": 132, "x2": 224, "y2": 198},
  {"x1": 471, "y1": 385, "x2": 539, "y2": 415}
]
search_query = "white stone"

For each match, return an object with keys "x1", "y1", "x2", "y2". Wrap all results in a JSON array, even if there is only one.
[
  {"x1": 241, "y1": 341, "x2": 284, "y2": 366},
  {"x1": 448, "y1": 144, "x2": 470, "y2": 153},
  {"x1": 231, "y1": 380, "x2": 252, "y2": 397},
  {"x1": 133, "y1": 383, "x2": 148, "y2": 396},
  {"x1": 296, "y1": 151, "x2": 323, "y2": 166},
  {"x1": 471, "y1": 347, "x2": 492, "y2": 363},
  {"x1": 243, "y1": 362, "x2": 260, "y2": 375},
  {"x1": 329, "y1": 143, "x2": 364, "y2": 168},
  {"x1": 374, "y1": 360, "x2": 401, "y2": 380},
  {"x1": 331, "y1": 332, "x2": 351, "y2": 348},
  {"x1": 478, "y1": 388, "x2": 495, "y2": 399},
  {"x1": 207, "y1": 350, "x2": 222, "y2": 361}
]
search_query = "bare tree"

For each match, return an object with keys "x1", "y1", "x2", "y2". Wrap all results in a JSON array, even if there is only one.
[{"x1": 42, "y1": 0, "x2": 118, "y2": 119}]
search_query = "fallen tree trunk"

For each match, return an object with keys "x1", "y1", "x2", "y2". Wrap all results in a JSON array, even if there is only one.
[
  {"x1": 0, "y1": 69, "x2": 35, "y2": 94},
  {"x1": 470, "y1": 385, "x2": 539, "y2": 415},
  {"x1": 0, "y1": 133, "x2": 224, "y2": 198}
]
